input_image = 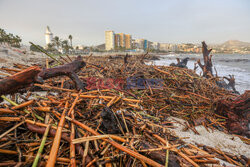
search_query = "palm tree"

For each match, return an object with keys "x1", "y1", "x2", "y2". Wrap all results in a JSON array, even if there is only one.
[
  {"x1": 62, "y1": 40, "x2": 70, "y2": 53},
  {"x1": 68, "y1": 35, "x2": 73, "y2": 48},
  {"x1": 0, "y1": 28, "x2": 6, "y2": 44},
  {"x1": 53, "y1": 36, "x2": 61, "y2": 50}
]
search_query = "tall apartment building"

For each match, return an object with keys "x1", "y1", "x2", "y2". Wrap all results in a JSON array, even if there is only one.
[
  {"x1": 125, "y1": 34, "x2": 132, "y2": 49},
  {"x1": 105, "y1": 30, "x2": 133, "y2": 50},
  {"x1": 117, "y1": 33, "x2": 125, "y2": 48},
  {"x1": 114, "y1": 34, "x2": 120, "y2": 48},
  {"x1": 105, "y1": 31, "x2": 115, "y2": 50}
]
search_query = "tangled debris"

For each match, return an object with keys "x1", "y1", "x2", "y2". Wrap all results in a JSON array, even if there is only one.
[
  {"x1": 0, "y1": 42, "x2": 249, "y2": 166},
  {"x1": 216, "y1": 90, "x2": 250, "y2": 137},
  {"x1": 170, "y1": 57, "x2": 189, "y2": 69}
]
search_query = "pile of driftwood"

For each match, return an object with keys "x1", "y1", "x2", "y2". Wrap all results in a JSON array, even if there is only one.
[{"x1": 0, "y1": 42, "x2": 249, "y2": 166}]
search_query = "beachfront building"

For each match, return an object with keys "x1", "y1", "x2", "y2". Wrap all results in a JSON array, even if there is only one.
[
  {"x1": 151, "y1": 42, "x2": 160, "y2": 50},
  {"x1": 134, "y1": 39, "x2": 148, "y2": 50},
  {"x1": 125, "y1": 34, "x2": 132, "y2": 49},
  {"x1": 45, "y1": 26, "x2": 53, "y2": 46},
  {"x1": 159, "y1": 43, "x2": 170, "y2": 51},
  {"x1": 105, "y1": 30, "x2": 115, "y2": 50},
  {"x1": 114, "y1": 34, "x2": 120, "y2": 48},
  {"x1": 134, "y1": 39, "x2": 144, "y2": 49},
  {"x1": 143, "y1": 40, "x2": 148, "y2": 50},
  {"x1": 117, "y1": 33, "x2": 125, "y2": 48},
  {"x1": 107, "y1": 31, "x2": 132, "y2": 50},
  {"x1": 159, "y1": 43, "x2": 178, "y2": 52},
  {"x1": 105, "y1": 30, "x2": 146, "y2": 51}
]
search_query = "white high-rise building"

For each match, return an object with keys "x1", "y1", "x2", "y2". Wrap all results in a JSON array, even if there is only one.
[
  {"x1": 45, "y1": 26, "x2": 53, "y2": 46},
  {"x1": 105, "y1": 31, "x2": 115, "y2": 50}
]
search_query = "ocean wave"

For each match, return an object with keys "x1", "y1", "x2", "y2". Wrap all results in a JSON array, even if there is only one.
[
  {"x1": 161, "y1": 54, "x2": 179, "y2": 57},
  {"x1": 216, "y1": 58, "x2": 250, "y2": 63}
]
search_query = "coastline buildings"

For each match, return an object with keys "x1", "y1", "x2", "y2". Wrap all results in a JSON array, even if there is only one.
[
  {"x1": 105, "y1": 30, "x2": 115, "y2": 50},
  {"x1": 150, "y1": 42, "x2": 160, "y2": 50},
  {"x1": 117, "y1": 33, "x2": 125, "y2": 48},
  {"x1": 114, "y1": 34, "x2": 120, "y2": 48},
  {"x1": 105, "y1": 31, "x2": 132, "y2": 50},
  {"x1": 104, "y1": 30, "x2": 169, "y2": 52},
  {"x1": 45, "y1": 26, "x2": 53, "y2": 46},
  {"x1": 104, "y1": 30, "x2": 204, "y2": 53},
  {"x1": 125, "y1": 34, "x2": 132, "y2": 49},
  {"x1": 134, "y1": 39, "x2": 148, "y2": 50},
  {"x1": 159, "y1": 43, "x2": 202, "y2": 53}
]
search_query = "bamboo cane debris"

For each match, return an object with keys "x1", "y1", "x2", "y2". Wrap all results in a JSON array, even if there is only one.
[{"x1": 0, "y1": 51, "x2": 249, "y2": 166}]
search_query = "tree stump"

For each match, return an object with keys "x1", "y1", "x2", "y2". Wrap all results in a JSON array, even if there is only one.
[{"x1": 197, "y1": 41, "x2": 213, "y2": 78}]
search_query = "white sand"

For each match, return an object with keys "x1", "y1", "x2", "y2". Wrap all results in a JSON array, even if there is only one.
[
  {"x1": 168, "y1": 117, "x2": 250, "y2": 158},
  {"x1": 0, "y1": 45, "x2": 46, "y2": 68}
]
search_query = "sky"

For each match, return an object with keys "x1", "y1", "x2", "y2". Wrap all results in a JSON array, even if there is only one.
[{"x1": 0, "y1": 0, "x2": 250, "y2": 46}]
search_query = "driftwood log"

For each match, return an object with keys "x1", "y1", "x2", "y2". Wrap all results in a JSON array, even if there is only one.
[
  {"x1": 139, "y1": 141, "x2": 180, "y2": 166},
  {"x1": 38, "y1": 56, "x2": 86, "y2": 90},
  {"x1": 0, "y1": 66, "x2": 42, "y2": 96},
  {"x1": 0, "y1": 56, "x2": 86, "y2": 96},
  {"x1": 197, "y1": 42, "x2": 239, "y2": 94},
  {"x1": 223, "y1": 75, "x2": 238, "y2": 93},
  {"x1": 139, "y1": 52, "x2": 148, "y2": 64},
  {"x1": 124, "y1": 53, "x2": 129, "y2": 64},
  {"x1": 197, "y1": 41, "x2": 213, "y2": 78},
  {"x1": 216, "y1": 75, "x2": 239, "y2": 94},
  {"x1": 170, "y1": 57, "x2": 189, "y2": 68}
]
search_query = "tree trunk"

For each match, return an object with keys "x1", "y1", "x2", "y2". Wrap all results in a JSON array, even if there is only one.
[
  {"x1": 0, "y1": 56, "x2": 86, "y2": 96},
  {"x1": 0, "y1": 66, "x2": 41, "y2": 96},
  {"x1": 197, "y1": 41, "x2": 213, "y2": 78}
]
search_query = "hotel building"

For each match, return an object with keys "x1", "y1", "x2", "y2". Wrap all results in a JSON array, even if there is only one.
[
  {"x1": 117, "y1": 33, "x2": 125, "y2": 48},
  {"x1": 125, "y1": 34, "x2": 132, "y2": 49},
  {"x1": 105, "y1": 30, "x2": 133, "y2": 50},
  {"x1": 105, "y1": 30, "x2": 115, "y2": 50}
]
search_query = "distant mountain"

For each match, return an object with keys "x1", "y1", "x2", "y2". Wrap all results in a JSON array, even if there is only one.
[
  {"x1": 221, "y1": 40, "x2": 250, "y2": 48},
  {"x1": 96, "y1": 43, "x2": 105, "y2": 50}
]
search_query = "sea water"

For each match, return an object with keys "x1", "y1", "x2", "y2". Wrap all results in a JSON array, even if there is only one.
[{"x1": 151, "y1": 54, "x2": 250, "y2": 94}]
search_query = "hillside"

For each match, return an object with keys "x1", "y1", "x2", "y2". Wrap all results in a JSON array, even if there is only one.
[{"x1": 221, "y1": 40, "x2": 250, "y2": 48}]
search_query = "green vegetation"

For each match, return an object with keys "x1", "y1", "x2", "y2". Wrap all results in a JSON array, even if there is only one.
[
  {"x1": 0, "y1": 28, "x2": 22, "y2": 47},
  {"x1": 53, "y1": 36, "x2": 61, "y2": 50},
  {"x1": 48, "y1": 36, "x2": 73, "y2": 54},
  {"x1": 61, "y1": 39, "x2": 70, "y2": 53}
]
